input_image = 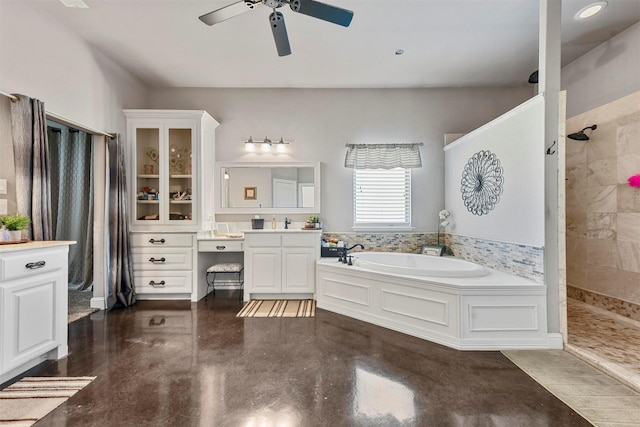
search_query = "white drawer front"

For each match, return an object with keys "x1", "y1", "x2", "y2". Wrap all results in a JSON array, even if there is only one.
[
  {"x1": 134, "y1": 271, "x2": 193, "y2": 294},
  {"x1": 198, "y1": 240, "x2": 243, "y2": 252},
  {"x1": 131, "y1": 233, "x2": 193, "y2": 248},
  {"x1": 282, "y1": 233, "x2": 318, "y2": 248},
  {"x1": 132, "y1": 248, "x2": 193, "y2": 271},
  {"x1": 246, "y1": 234, "x2": 281, "y2": 247},
  {"x1": 0, "y1": 247, "x2": 66, "y2": 281}
]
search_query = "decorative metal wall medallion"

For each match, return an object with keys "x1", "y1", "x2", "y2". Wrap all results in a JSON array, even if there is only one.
[{"x1": 460, "y1": 150, "x2": 504, "y2": 216}]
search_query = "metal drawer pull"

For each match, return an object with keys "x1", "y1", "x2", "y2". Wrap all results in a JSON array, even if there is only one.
[
  {"x1": 216, "y1": 245, "x2": 226, "y2": 250},
  {"x1": 149, "y1": 238, "x2": 166, "y2": 244},
  {"x1": 149, "y1": 280, "x2": 166, "y2": 287},
  {"x1": 149, "y1": 257, "x2": 166, "y2": 263},
  {"x1": 25, "y1": 261, "x2": 46, "y2": 270}
]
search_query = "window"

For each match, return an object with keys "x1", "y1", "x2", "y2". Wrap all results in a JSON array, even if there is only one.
[{"x1": 353, "y1": 168, "x2": 411, "y2": 228}]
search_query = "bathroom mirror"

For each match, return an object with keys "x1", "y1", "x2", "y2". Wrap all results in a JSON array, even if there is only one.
[{"x1": 214, "y1": 162, "x2": 321, "y2": 214}]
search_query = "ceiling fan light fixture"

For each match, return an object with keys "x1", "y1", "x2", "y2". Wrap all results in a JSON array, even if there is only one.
[{"x1": 575, "y1": 1, "x2": 607, "y2": 20}]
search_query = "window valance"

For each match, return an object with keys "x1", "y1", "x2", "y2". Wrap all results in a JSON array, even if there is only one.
[{"x1": 344, "y1": 143, "x2": 423, "y2": 169}]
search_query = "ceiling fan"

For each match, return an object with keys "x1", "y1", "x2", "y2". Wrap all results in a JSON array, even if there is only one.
[{"x1": 199, "y1": 0, "x2": 354, "y2": 57}]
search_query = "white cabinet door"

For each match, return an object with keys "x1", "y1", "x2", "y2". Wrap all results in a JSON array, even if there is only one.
[
  {"x1": 246, "y1": 248, "x2": 281, "y2": 293},
  {"x1": 281, "y1": 247, "x2": 316, "y2": 293},
  {"x1": 1, "y1": 273, "x2": 62, "y2": 372}
]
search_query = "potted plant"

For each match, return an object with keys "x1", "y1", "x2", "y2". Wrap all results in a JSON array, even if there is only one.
[{"x1": 1, "y1": 213, "x2": 30, "y2": 242}]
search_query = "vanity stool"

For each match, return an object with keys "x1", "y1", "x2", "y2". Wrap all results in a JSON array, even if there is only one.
[{"x1": 205, "y1": 263, "x2": 244, "y2": 300}]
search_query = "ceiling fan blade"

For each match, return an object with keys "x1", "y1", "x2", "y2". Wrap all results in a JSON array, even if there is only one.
[
  {"x1": 199, "y1": 0, "x2": 258, "y2": 26},
  {"x1": 269, "y1": 11, "x2": 292, "y2": 57},
  {"x1": 290, "y1": 0, "x2": 353, "y2": 27}
]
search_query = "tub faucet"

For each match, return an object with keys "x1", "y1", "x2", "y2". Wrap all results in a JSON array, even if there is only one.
[{"x1": 341, "y1": 243, "x2": 364, "y2": 264}]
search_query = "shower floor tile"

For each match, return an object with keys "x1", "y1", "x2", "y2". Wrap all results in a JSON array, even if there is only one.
[{"x1": 567, "y1": 298, "x2": 640, "y2": 392}]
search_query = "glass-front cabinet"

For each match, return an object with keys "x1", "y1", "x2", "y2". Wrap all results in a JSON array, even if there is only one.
[{"x1": 125, "y1": 110, "x2": 219, "y2": 231}]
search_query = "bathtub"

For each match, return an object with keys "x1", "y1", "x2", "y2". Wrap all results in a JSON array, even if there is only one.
[
  {"x1": 315, "y1": 254, "x2": 562, "y2": 351},
  {"x1": 353, "y1": 252, "x2": 489, "y2": 278}
]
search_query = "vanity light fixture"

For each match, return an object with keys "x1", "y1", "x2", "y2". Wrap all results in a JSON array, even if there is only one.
[
  {"x1": 244, "y1": 136, "x2": 290, "y2": 153},
  {"x1": 244, "y1": 136, "x2": 256, "y2": 152},
  {"x1": 261, "y1": 137, "x2": 272, "y2": 152},
  {"x1": 575, "y1": 1, "x2": 607, "y2": 20}
]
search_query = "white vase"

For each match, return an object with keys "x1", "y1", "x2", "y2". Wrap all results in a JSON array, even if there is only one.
[{"x1": 8, "y1": 230, "x2": 22, "y2": 242}]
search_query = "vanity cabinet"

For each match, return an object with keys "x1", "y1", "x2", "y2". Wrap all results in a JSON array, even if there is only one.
[
  {"x1": 244, "y1": 231, "x2": 321, "y2": 300},
  {"x1": 124, "y1": 110, "x2": 219, "y2": 301},
  {"x1": 131, "y1": 233, "x2": 195, "y2": 299},
  {"x1": 0, "y1": 242, "x2": 73, "y2": 385}
]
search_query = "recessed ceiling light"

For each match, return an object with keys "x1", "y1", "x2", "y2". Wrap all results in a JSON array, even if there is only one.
[
  {"x1": 575, "y1": 1, "x2": 607, "y2": 20},
  {"x1": 395, "y1": 49, "x2": 404, "y2": 55}
]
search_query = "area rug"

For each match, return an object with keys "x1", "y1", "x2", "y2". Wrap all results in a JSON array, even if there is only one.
[
  {"x1": 0, "y1": 376, "x2": 96, "y2": 426},
  {"x1": 237, "y1": 299, "x2": 316, "y2": 318}
]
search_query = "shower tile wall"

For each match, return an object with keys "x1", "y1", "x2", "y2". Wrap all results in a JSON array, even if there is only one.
[{"x1": 566, "y1": 91, "x2": 640, "y2": 321}]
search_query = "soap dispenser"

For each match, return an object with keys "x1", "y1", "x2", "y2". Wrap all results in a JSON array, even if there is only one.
[{"x1": 271, "y1": 215, "x2": 276, "y2": 229}]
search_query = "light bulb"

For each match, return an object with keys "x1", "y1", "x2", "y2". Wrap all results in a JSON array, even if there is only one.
[{"x1": 261, "y1": 142, "x2": 271, "y2": 152}]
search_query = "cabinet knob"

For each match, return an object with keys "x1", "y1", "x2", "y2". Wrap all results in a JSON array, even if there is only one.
[
  {"x1": 216, "y1": 245, "x2": 226, "y2": 250},
  {"x1": 25, "y1": 261, "x2": 46, "y2": 270},
  {"x1": 149, "y1": 257, "x2": 166, "y2": 263},
  {"x1": 149, "y1": 280, "x2": 166, "y2": 287},
  {"x1": 149, "y1": 238, "x2": 166, "y2": 244}
]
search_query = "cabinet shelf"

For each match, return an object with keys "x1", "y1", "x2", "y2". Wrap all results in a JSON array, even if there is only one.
[
  {"x1": 137, "y1": 200, "x2": 159, "y2": 204},
  {"x1": 170, "y1": 174, "x2": 192, "y2": 179},
  {"x1": 138, "y1": 174, "x2": 160, "y2": 179},
  {"x1": 170, "y1": 200, "x2": 192, "y2": 204}
]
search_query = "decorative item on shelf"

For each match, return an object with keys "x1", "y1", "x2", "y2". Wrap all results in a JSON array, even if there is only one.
[
  {"x1": 185, "y1": 164, "x2": 192, "y2": 175},
  {"x1": 143, "y1": 164, "x2": 154, "y2": 174},
  {"x1": 437, "y1": 209, "x2": 450, "y2": 247},
  {"x1": 628, "y1": 174, "x2": 640, "y2": 188},
  {"x1": 305, "y1": 215, "x2": 320, "y2": 229},
  {"x1": 0, "y1": 213, "x2": 31, "y2": 243},
  {"x1": 244, "y1": 136, "x2": 289, "y2": 153},
  {"x1": 146, "y1": 148, "x2": 159, "y2": 165}
]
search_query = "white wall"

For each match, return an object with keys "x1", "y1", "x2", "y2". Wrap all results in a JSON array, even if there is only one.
[
  {"x1": 148, "y1": 87, "x2": 532, "y2": 232},
  {"x1": 0, "y1": 1, "x2": 147, "y2": 134},
  {"x1": 562, "y1": 22, "x2": 640, "y2": 119},
  {"x1": 444, "y1": 95, "x2": 545, "y2": 246}
]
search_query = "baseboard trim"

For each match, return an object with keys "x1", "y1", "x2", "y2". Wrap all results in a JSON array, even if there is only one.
[{"x1": 90, "y1": 297, "x2": 105, "y2": 310}]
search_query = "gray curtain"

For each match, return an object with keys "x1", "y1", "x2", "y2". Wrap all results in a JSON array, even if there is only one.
[
  {"x1": 106, "y1": 134, "x2": 135, "y2": 310},
  {"x1": 10, "y1": 94, "x2": 52, "y2": 240},
  {"x1": 48, "y1": 125, "x2": 94, "y2": 290}
]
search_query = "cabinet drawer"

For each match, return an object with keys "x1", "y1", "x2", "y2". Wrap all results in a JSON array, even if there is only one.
[
  {"x1": 134, "y1": 271, "x2": 193, "y2": 294},
  {"x1": 198, "y1": 240, "x2": 243, "y2": 252},
  {"x1": 246, "y1": 234, "x2": 281, "y2": 247},
  {"x1": 131, "y1": 233, "x2": 193, "y2": 248},
  {"x1": 282, "y1": 233, "x2": 318, "y2": 248},
  {"x1": 0, "y1": 247, "x2": 67, "y2": 282},
  {"x1": 132, "y1": 248, "x2": 193, "y2": 270}
]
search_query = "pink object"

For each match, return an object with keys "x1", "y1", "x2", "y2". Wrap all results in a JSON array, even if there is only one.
[{"x1": 629, "y1": 174, "x2": 640, "y2": 188}]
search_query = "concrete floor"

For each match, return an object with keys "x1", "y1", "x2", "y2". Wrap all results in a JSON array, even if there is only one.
[{"x1": 16, "y1": 292, "x2": 590, "y2": 426}]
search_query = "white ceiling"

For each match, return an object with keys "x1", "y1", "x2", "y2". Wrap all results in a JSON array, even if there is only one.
[{"x1": 28, "y1": 0, "x2": 640, "y2": 88}]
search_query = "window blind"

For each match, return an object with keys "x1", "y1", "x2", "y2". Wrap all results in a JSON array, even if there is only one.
[{"x1": 353, "y1": 168, "x2": 411, "y2": 227}]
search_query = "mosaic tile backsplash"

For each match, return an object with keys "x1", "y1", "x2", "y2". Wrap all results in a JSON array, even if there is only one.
[
  {"x1": 568, "y1": 285, "x2": 640, "y2": 322},
  {"x1": 321, "y1": 232, "x2": 544, "y2": 283}
]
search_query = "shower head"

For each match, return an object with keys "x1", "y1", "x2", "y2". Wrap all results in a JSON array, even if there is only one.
[{"x1": 567, "y1": 125, "x2": 597, "y2": 141}]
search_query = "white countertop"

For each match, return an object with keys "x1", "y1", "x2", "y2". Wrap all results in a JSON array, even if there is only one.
[
  {"x1": 0, "y1": 240, "x2": 76, "y2": 253},
  {"x1": 242, "y1": 228, "x2": 323, "y2": 234},
  {"x1": 196, "y1": 231, "x2": 244, "y2": 241}
]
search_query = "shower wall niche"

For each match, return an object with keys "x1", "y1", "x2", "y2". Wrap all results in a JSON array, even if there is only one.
[{"x1": 565, "y1": 91, "x2": 640, "y2": 321}]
